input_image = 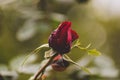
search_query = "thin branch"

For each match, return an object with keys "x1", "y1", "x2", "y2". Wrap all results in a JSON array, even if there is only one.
[
  {"x1": 38, "y1": 72, "x2": 44, "y2": 80},
  {"x1": 33, "y1": 53, "x2": 58, "y2": 80}
]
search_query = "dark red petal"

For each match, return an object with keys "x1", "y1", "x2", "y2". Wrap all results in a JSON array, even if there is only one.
[
  {"x1": 67, "y1": 28, "x2": 72, "y2": 44},
  {"x1": 48, "y1": 21, "x2": 78, "y2": 54},
  {"x1": 57, "y1": 21, "x2": 71, "y2": 32},
  {"x1": 57, "y1": 21, "x2": 71, "y2": 44},
  {"x1": 71, "y1": 29, "x2": 79, "y2": 42}
]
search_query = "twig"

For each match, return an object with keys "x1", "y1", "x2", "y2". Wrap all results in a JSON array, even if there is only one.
[
  {"x1": 33, "y1": 53, "x2": 58, "y2": 80},
  {"x1": 38, "y1": 72, "x2": 43, "y2": 80}
]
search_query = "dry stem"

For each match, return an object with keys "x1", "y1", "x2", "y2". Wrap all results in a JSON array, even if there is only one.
[{"x1": 33, "y1": 53, "x2": 58, "y2": 80}]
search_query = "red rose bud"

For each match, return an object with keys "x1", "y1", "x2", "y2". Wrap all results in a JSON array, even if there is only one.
[
  {"x1": 51, "y1": 58, "x2": 70, "y2": 72},
  {"x1": 49, "y1": 21, "x2": 79, "y2": 54}
]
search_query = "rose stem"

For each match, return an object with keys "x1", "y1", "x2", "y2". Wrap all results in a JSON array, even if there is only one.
[
  {"x1": 34, "y1": 53, "x2": 58, "y2": 80},
  {"x1": 38, "y1": 72, "x2": 44, "y2": 80}
]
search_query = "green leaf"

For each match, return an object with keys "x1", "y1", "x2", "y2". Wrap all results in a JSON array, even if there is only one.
[
  {"x1": 63, "y1": 54, "x2": 91, "y2": 74},
  {"x1": 88, "y1": 49, "x2": 101, "y2": 56}
]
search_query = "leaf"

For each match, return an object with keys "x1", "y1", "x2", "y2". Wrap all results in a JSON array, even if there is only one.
[
  {"x1": 88, "y1": 49, "x2": 101, "y2": 56},
  {"x1": 63, "y1": 55, "x2": 91, "y2": 74}
]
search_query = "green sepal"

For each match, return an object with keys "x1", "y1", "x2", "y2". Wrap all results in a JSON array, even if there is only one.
[
  {"x1": 72, "y1": 39, "x2": 81, "y2": 48},
  {"x1": 63, "y1": 54, "x2": 91, "y2": 74},
  {"x1": 33, "y1": 44, "x2": 49, "y2": 53},
  {"x1": 88, "y1": 49, "x2": 101, "y2": 56},
  {"x1": 21, "y1": 43, "x2": 49, "y2": 67},
  {"x1": 44, "y1": 49, "x2": 55, "y2": 59}
]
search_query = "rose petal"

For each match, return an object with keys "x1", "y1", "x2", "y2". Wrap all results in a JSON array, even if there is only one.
[
  {"x1": 48, "y1": 21, "x2": 79, "y2": 54},
  {"x1": 57, "y1": 21, "x2": 71, "y2": 32},
  {"x1": 71, "y1": 29, "x2": 79, "y2": 42},
  {"x1": 57, "y1": 21, "x2": 71, "y2": 46},
  {"x1": 67, "y1": 28, "x2": 72, "y2": 44}
]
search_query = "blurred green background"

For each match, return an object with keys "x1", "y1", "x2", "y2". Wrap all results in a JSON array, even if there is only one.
[{"x1": 0, "y1": 0, "x2": 120, "y2": 80}]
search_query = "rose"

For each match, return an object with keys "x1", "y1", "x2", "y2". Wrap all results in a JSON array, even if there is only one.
[{"x1": 48, "y1": 21, "x2": 79, "y2": 54}]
